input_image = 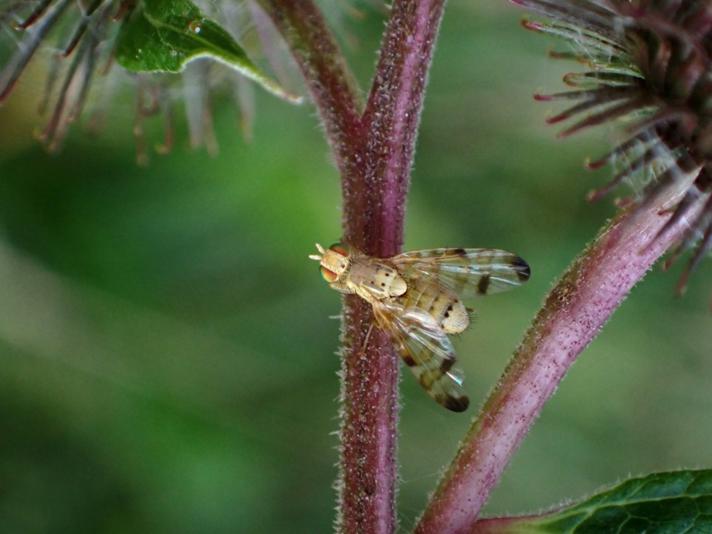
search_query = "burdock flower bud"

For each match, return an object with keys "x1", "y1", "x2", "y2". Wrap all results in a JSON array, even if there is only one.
[
  {"x1": 0, "y1": 0, "x2": 300, "y2": 161},
  {"x1": 514, "y1": 0, "x2": 711, "y2": 296}
]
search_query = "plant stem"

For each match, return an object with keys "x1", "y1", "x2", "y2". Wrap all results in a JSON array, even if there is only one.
[
  {"x1": 258, "y1": 1, "x2": 447, "y2": 531},
  {"x1": 415, "y1": 186, "x2": 708, "y2": 534},
  {"x1": 356, "y1": 0, "x2": 447, "y2": 256},
  {"x1": 338, "y1": 2, "x2": 447, "y2": 532}
]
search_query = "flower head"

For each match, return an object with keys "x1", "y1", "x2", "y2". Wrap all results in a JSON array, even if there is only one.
[{"x1": 515, "y1": 0, "x2": 711, "y2": 296}]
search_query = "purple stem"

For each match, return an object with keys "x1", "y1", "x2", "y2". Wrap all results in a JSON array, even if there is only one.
[
  {"x1": 338, "y1": 3, "x2": 447, "y2": 532},
  {"x1": 257, "y1": 1, "x2": 447, "y2": 532},
  {"x1": 415, "y1": 186, "x2": 708, "y2": 534},
  {"x1": 356, "y1": 0, "x2": 446, "y2": 256}
]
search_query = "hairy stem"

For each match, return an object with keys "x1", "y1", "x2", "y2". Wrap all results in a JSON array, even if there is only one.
[
  {"x1": 416, "y1": 185, "x2": 708, "y2": 534},
  {"x1": 258, "y1": 1, "x2": 447, "y2": 532},
  {"x1": 339, "y1": 2, "x2": 447, "y2": 532},
  {"x1": 354, "y1": 0, "x2": 447, "y2": 255}
]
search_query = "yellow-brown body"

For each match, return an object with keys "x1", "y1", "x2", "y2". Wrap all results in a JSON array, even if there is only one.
[{"x1": 309, "y1": 242, "x2": 530, "y2": 412}]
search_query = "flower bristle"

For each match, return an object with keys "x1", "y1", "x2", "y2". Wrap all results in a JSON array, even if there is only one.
[{"x1": 516, "y1": 0, "x2": 712, "y2": 296}]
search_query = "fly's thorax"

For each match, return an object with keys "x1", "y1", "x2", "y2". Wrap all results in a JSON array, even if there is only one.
[
  {"x1": 399, "y1": 279, "x2": 469, "y2": 334},
  {"x1": 347, "y1": 259, "x2": 407, "y2": 299}
]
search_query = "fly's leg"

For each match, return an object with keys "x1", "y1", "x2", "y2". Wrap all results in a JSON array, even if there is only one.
[{"x1": 357, "y1": 322, "x2": 375, "y2": 358}]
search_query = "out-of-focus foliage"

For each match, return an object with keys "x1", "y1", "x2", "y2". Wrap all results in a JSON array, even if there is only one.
[
  {"x1": 0, "y1": 3, "x2": 710, "y2": 532},
  {"x1": 0, "y1": 0, "x2": 301, "y2": 157}
]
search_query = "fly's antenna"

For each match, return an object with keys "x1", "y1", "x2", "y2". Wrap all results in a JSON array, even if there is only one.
[{"x1": 308, "y1": 243, "x2": 325, "y2": 261}]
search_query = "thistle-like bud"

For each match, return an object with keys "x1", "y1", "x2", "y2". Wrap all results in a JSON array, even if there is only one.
[
  {"x1": 515, "y1": 0, "x2": 711, "y2": 296},
  {"x1": 0, "y1": 0, "x2": 300, "y2": 161}
]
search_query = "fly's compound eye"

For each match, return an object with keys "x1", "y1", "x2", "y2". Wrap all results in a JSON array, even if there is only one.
[
  {"x1": 328, "y1": 243, "x2": 349, "y2": 257},
  {"x1": 320, "y1": 266, "x2": 338, "y2": 283}
]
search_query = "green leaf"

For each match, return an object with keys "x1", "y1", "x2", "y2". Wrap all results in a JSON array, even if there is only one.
[
  {"x1": 477, "y1": 470, "x2": 712, "y2": 533},
  {"x1": 115, "y1": 0, "x2": 301, "y2": 103}
]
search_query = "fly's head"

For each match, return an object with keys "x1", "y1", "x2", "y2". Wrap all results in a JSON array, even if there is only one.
[{"x1": 309, "y1": 243, "x2": 352, "y2": 284}]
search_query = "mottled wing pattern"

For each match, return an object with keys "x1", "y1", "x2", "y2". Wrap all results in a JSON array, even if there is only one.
[
  {"x1": 391, "y1": 248, "x2": 530, "y2": 297},
  {"x1": 372, "y1": 300, "x2": 469, "y2": 412}
]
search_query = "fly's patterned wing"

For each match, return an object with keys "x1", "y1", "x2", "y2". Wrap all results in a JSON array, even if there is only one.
[
  {"x1": 372, "y1": 300, "x2": 469, "y2": 412},
  {"x1": 391, "y1": 248, "x2": 530, "y2": 298}
]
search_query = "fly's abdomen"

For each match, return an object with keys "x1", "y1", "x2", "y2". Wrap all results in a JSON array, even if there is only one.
[{"x1": 400, "y1": 279, "x2": 469, "y2": 334}]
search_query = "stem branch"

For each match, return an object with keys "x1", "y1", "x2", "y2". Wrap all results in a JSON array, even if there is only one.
[{"x1": 416, "y1": 187, "x2": 708, "y2": 534}]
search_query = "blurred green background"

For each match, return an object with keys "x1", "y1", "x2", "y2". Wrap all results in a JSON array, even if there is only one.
[{"x1": 0, "y1": 2, "x2": 711, "y2": 532}]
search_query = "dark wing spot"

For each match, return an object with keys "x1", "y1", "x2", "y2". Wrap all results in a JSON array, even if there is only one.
[
  {"x1": 385, "y1": 272, "x2": 390, "y2": 277},
  {"x1": 512, "y1": 256, "x2": 531, "y2": 281},
  {"x1": 439, "y1": 358, "x2": 454, "y2": 373},
  {"x1": 453, "y1": 248, "x2": 467, "y2": 256},
  {"x1": 444, "y1": 395, "x2": 470, "y2": 412},
  {"x1": 381, "y1": 282, "x2": 386, "y2": 287},
  {"x1": 477, "y1": 274, "x2": 491, "y2": 295},
  {"x1": 402, "y1": 355, "x2": 417, "y2": 367}
]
